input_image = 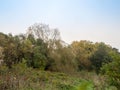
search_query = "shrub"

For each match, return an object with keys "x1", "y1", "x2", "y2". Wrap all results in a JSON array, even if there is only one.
[{"x1": 101, "y1": 53, "x2": 120, "y2": 89}]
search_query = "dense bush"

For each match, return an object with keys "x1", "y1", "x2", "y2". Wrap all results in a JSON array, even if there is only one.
[{"x1": 101, "y1": 51, "x2": 120, "y2": 89}]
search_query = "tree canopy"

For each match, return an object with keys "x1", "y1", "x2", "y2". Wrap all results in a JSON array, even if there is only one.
[{"x1": 0, "y1": 23, "x2": 120, "y2": 88}]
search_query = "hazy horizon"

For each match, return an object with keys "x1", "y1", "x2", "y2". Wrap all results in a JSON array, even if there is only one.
[{"x1": 0, "y1": 0, "x2": 120, "y2": 50}]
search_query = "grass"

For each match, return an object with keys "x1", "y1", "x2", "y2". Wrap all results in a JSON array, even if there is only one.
[{"x1": 0, "y1": 63, "x2": 118, "y2": 90}]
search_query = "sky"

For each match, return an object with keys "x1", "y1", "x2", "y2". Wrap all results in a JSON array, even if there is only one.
[{"x1": 0, "y1": 0, "x2": 120, "y2": 50}]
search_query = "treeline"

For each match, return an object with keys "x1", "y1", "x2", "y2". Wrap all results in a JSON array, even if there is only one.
[{"x1": 0, "y1": 23, "x2": 120, "y2": 88}]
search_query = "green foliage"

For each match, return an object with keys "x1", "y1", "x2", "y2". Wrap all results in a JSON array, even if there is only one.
[
  {"x1": 75, "y1": 80, "x2": 94, "y2": 90},
  {"x1": 101, "y1": 52, "x2": 120, "y2": 89},
  {"x1": 90, "y1": 42, "x2": 112, "y2": 73},
  {"x1": 32, "y1": 52, "x2": 46, "y2": 69},
  {"x1": 28, "y1": 39, "x2": 47, "y2": 69},
  {"x1": 57, "y1": 83, "x2": 74, "y2": 90},
  {"x1": 0, "y1": 61, "x2": 30, "y2": 90},
  {"x1": 0, "y1": 64, "x2": 94, "y2": 90},
  {"x1": 12, "y1": 59, "x2": 30, "y2": 75},
  {"x1": 0, "y1": 23, "x2": 120, "y2": 90},
  {"x1": 0, "y1": 59, "x2": 117, "y2": 90}
]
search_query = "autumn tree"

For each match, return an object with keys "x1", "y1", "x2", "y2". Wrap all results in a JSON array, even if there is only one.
[{"x1": 71, "y1": 40, "x2": 95, "y2": 71}]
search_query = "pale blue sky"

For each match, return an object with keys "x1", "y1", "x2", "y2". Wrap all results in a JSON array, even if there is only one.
[{"x1": 0, "y1": 0, "x2": 120, "y2": 50}]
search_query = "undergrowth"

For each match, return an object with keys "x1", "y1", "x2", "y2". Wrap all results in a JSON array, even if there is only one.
[{"x1": 0, "y1": 62, "x2": 118, "y2": 90}]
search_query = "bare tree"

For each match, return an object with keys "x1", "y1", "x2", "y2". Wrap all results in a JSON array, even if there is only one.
[{"x1": 27, "y1": 23, "x2": 60, "y2": 42}]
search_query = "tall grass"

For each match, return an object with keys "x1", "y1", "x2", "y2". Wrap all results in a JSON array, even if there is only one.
[{"x1": 0, "y1": 63, "x2": 118, "y2": 90}]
